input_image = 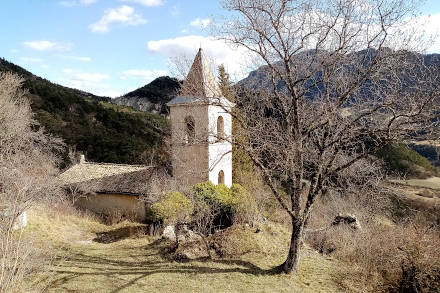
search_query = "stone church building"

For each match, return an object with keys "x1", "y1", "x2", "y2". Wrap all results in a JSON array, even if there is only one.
[
  {"x1": 168, "y1": 48, "x2": 234, "y2": 188},
  {"x1": 59, "y1": 48, "x2": 234, "y2": 220}
]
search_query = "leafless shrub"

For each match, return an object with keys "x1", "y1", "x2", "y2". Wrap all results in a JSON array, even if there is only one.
[
  {"x1": 140, "y1": 167, "x2": 181, "y2": 205},
  {"x1": 190, "y1": 197, "x2": 222, "y2": 236},
  {"x1": 0, "y1": 72, "x2": 63, "y2": 292}
]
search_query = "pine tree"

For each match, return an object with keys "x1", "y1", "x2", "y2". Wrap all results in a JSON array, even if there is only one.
[
  {"x1": 218, "y1": 64, "x2": 234, "y2": 102},
  {"x1": 217, "y1": 65, "x2": 254, "y2": 184}
]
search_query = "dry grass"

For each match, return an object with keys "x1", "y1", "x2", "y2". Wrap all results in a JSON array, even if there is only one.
[
  {"x1": 305, "y1": 189, "x2": 440, "y2": 293},
  {"x1": 22, "y1": 203, "x2": 350, "y2": 293},
  {"x1": 391, "y1": 176, "x2": 440, "y2": 190}
]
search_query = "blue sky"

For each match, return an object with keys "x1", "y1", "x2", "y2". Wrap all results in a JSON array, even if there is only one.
[{"x1": 1, "y1": 0, "x2": 440, "y2": 97}]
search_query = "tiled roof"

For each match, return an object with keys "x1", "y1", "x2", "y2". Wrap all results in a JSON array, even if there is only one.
[{"x1": 58, "y1": 162, "x2": 153, "y2": 195}]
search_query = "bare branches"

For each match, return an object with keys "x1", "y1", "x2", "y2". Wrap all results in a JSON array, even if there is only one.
[
  {"x1": 0, "y1": 72, "x2": 63, "y2": 291},
  {"x1": 218, "y1": 0, "x2": 439, "y2": 274}
]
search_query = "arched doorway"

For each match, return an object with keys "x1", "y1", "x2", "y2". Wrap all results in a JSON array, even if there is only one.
[{"x1": 218, "y1": 170, "x2": 225, "y2": 185}]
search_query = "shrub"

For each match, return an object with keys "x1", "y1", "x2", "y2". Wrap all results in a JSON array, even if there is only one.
[
  {"x1": 192, "y1": 182, "x2": 255, "y2": 214},
  {"x1": 148, "y1": 191, "x2": 193, "y2": 224},
  {"x1": 230, "y1": 183, "x2": 257, "y2": 215}
]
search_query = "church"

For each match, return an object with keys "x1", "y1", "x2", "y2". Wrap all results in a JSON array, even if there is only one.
[{"x1": 59, "y1": 48, "x2": 234, "y2": 221}]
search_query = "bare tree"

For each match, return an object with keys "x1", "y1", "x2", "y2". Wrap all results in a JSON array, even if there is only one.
[
  {"x1": 215, "y1": 0, "x2": 440, "y2": 274},
  {"x1": 0, "y1": 72, "x2": 63, "y2": 291}
]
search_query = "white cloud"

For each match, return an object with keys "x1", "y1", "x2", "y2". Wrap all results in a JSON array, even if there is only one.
[
  {"x1": 120, "y1": 0, "x2": 163, "y2": 7},
  {"x1": 120, "y1": 69, "x2": 167, "y2": 82},
  {"x1": 59, "y1": 1, "x2": 77, "y2": 7},
  {"x1": 147, "y1": 35, "x2": 253, "y2": 80},
  {"x1": 23, "y1": 40, "x2": 71, "y2": 51},
  {"x1": 70, "y1": 56, "x2": 92, "y2": 62},
  {"x1": 59, "y1": 70, "x2": 122, "y2": 97},
  {"x1": 189, "y1": 18, "x2": 211, "y2": 28},
  {"x1": 71, "y1": 72, "x2": 109, "y2": 83},
  {"x1": 418, "y1": 13, "x2": 440, "y2": 53},
  {"x1": 89, "y1": 5, "x2": 147, "y2": 33},
  {"x1": 59, "y1": 0, "x2": 97, "y2": 7},
  {"x1": 20, "y1": 57, "x2": 43, "y2": 63},
  {"x1": 80, "y1": 0, "x2": 97, "y2": 4},
  {"x1": 170, "y1": 5, "x2": 180, "y2": 16}
]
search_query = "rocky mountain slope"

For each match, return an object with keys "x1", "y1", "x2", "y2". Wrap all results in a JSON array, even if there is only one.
[
  {"x1": 113, "y1": 76, "x2": 181, "y2": 115},
  {"x1": 238, "y1": 50, "x2": 440, "y2": 93}
]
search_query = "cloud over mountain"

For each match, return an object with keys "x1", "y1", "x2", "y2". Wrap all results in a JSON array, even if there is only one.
[
  {"x1": 23, "y1": 40, "x2": 71, "y2": 51},
  {"x1": 147, "y1": 35, "x2": 253, "y2": 80}
]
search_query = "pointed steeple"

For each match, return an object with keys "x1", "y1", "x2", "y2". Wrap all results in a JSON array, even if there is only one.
[{"x1": 180, "y1": 48, "x2": 222, "y2": 98}]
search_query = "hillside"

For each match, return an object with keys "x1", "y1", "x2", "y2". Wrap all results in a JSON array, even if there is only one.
[
  {"x1": 0, "y1": 58, "x2": 169, "y2": 167},
  {"x1": 113, "y1": 76, "x2": 181, "y2": 115}
]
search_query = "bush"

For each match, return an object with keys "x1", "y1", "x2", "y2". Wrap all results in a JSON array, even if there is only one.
[
  {"x1": 148, "y1": 191, "x2": 193, "y2": 224},
  {"x1": 192, "y1": 182, "x2": 255, "y2": 215}
]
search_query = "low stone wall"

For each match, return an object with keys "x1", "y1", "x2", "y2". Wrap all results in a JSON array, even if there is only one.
[{"x1": 74, "y1": 193, "x2": 146, "y2": 222}]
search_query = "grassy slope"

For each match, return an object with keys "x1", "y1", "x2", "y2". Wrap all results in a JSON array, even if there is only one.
[
  {"x1": 377, "y1": 143, "x2": 438, "y2": 177},
  {"x1": 25, "y1": 205, "x2": 347, "y2": 293}
]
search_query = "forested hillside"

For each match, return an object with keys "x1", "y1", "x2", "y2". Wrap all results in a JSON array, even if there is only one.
[{"x1": 0, "y1": 58, "x2": 169, "y2": 167}]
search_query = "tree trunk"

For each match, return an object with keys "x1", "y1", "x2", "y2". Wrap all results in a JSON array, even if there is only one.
[{"x1": 280, "y1": 217, "x2": 304, "y2": 274}]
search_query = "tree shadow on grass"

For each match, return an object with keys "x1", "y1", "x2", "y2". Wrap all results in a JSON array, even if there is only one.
[
  {"x1": 93, "y1": 225, "x2": 147, "y2": 244},
  {"x1": 48, "y1": 239, "x2": 278, "y2": 293}
]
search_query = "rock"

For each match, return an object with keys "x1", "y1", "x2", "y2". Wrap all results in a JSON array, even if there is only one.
[
  {"x1": 331, "y1": 213, "x2": 361, "y2": 230},
  {"x1": 174, "y1": 224, "x2": 209, "y2": 260},
  {"x1": 14, "y1": 211, "x2": 27, "y2": 230},
  {"x1": 162, "y1": 225, "x2": 176, "y2": 242}
]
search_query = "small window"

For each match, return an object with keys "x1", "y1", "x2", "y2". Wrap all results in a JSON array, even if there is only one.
[
  {"x1": 218, "y1": 170, "x2": 225, "y2": 185},
  {"x1": 184, "y1": 116, "x2": 195, "y2": 144},
  {"x1": 217, "y1": 116, "x2": 224, "y2": 142}
]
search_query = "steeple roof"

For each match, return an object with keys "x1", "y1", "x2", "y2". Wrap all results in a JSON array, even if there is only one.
[{"x1": 179, "y1": 48, "x2": 222, "y2": 98}]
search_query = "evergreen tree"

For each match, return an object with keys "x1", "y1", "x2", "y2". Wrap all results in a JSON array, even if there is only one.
[
  {"x1": 217, "y1": 65, "x2": 254, "y2": 183},
  {"x1": 218, "y1": 64, "x2": 234, "y2": 102}
]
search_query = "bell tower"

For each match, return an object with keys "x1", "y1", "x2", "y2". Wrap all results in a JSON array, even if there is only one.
[{"x1": 167, "y1": 48, "x2": 234, "y2": 187}]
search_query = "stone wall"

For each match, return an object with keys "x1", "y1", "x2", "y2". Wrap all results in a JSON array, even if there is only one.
[{"x1": 75, "y1": 193, "x2": 146, "y2": 222}]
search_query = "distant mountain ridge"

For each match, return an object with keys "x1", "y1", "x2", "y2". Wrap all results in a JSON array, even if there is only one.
[
  {"x1": 237, "y1": 50, "x2": 440, "y2": 93},
  {"x1": 0, "y1": 58, "x2": 168, "y2": 167},
  {"x1": 113, "y1": 76, "x2": 181, "y2": 115}
]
